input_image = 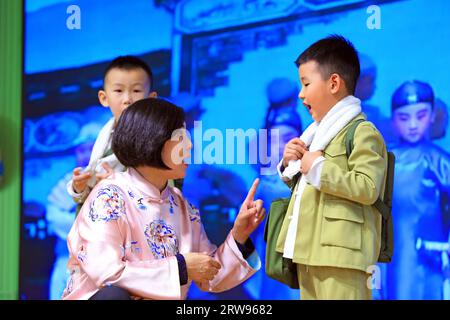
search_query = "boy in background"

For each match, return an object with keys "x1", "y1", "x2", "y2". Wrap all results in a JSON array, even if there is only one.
[{"x1": 66, "y1": 56, "x2": 157, "y2": 206}]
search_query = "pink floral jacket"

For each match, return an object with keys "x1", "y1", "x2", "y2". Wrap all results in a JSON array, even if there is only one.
[{"x1": 62, "y1": 168, "x2": 260, "y2": 300}]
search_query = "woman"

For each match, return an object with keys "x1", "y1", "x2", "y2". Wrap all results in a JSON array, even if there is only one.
[{"x1": 62, "y1": 98, "x2": 265, "y2": 300}]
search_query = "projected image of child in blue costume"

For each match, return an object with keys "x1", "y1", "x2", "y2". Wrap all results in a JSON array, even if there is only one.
[{"x1": 386, "y1": 80, "x2": 450, "y2": 300}]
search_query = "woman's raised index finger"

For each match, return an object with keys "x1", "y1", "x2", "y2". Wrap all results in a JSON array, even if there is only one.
[{"x1": 245, "y1": 178, "x2": 260, "y2": 203}]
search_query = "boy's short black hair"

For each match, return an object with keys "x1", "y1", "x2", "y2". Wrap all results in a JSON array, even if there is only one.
[
  {"x1": 103, "y1": 55, "x2": 154, "y2": 90},
  {"x1": 112, "y1": 98, "x2": 185, "y2": 169},
  {"x1": 295, "y1": 34, "x2": 360, "y2": 95}
]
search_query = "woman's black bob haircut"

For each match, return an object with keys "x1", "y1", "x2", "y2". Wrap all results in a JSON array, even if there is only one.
[{"x1": 112, "y1": 97, "x2": 185, "y2": 169}]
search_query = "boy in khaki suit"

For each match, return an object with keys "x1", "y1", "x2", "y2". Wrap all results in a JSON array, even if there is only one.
[{"x1": 276, "y1": 35, "x2": 387, "y2": 299}]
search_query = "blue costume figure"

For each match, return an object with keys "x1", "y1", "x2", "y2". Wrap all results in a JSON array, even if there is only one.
[
  {"x1": 430, "y1": 98, "x2": 449, "y2": 141},
  {"x1": 170, "y1": 92, "x2": 253, "y2": 300},
  {"x1": 245, "y1": 78, "x2": 302, "y2": 299},
  {"x1": 355, "y1": 54, "x2": 397, "y2": 146},
  {"x1": 386, "y1": 80, "x2": 450, "y2": 300},
  {"x1": 256, "y1": 78, "x2": 303, "y2": 211}
]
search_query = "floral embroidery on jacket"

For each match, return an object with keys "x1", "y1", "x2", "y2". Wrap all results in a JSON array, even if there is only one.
[
  {"x1": 88, "y1": 185, "x2": 126, "y2": 222},
  {"x1": 120, "y1": 241, "x2": 141, "y2": 257},
  {"x1": 136, "y1": 198, "x2": 147, "y2": 211},
  {"x1": 77, "y1": 245, "x2": 87, "y2": 263},
  {"x1": 65, "y1": 275, "x2": 74, "y2": 295},
  {"x1": 63, "y1": 267, "x2": 79, "y2": 297},
  {"x1": 187, "y1": 202, "x2": 201, "y2": 223},
  {"x1": 144, "y1": 220, "x2": 178, "y2": 259}
]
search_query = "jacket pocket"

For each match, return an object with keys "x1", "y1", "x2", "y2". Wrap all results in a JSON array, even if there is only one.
[
  {"x1": 323, "y1": 144, "x2": 348, "y2": 170},
  {"x1": 320, "y1": 199, "x2": 364, "y2": 250},
  {"x1": 324, "y1": 143, "x2": 346, "y2": 157}
]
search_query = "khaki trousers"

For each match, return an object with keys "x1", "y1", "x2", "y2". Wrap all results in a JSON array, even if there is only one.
[{"x1": 296, "y1": 264, "x2": 372, "y2": 300}]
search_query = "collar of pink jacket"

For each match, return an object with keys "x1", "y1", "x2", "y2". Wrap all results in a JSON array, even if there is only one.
[{"x1": 126, "y1": 167, "x2": 173, "y2": 205}]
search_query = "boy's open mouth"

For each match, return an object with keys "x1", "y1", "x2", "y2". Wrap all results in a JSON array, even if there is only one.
[{"x1": 303, "y1": 102, "x2": 312, "y2": 111}]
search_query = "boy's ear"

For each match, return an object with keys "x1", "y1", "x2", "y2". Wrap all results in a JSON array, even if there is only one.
[
  {"x1": 149, "y1": 91, "x2": 158, "y2": 98},
  {"x1": 98, "y1": 90, "x2": 109, "y2": 107},
  {"x1": 329, "y1": 73, "x2": 342, "y2": 94}
]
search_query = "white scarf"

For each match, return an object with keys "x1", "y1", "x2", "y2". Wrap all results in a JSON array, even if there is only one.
[
  {"x1": 85, "y1": 118, "x2": 125, "y2": 188},
  {"x1": 283, "y1": 95, "x2": 362, "y2": 179},
  {"x1": 283, "y1": 95, "x2": 362, "y2": 259}
]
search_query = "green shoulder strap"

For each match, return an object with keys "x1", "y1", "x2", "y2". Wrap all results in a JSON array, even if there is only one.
[
  {"x1": 345, "y1": 118, "x2": 366, "y2": 158},
  {"x1": 344, "y1": 119, "x2": 391, "y2": 220}
]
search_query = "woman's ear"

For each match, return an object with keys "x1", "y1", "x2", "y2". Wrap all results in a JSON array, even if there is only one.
[
  {"x1": 149, "y1": 91, "x2": 158, "y2": 98},
  {"x1": 98, "y1": 90, "x2": 109, "y2": 107}
]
